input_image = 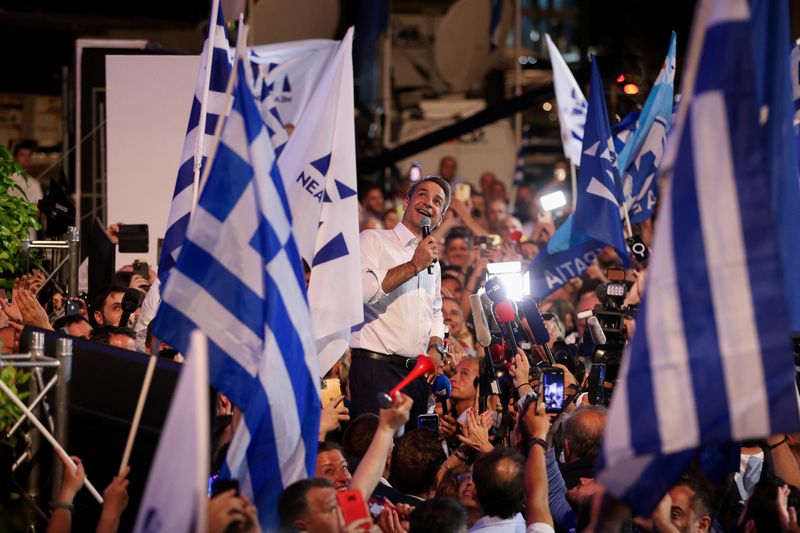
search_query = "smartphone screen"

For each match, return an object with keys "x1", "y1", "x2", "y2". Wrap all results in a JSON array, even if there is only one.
[
  {"x1": 211, "y1": 478, "x2": 240, "y2": 497},
  {"x1": 418, "y1": 414, "x2": 439, "y2": 433},
  {"x1": 337, "y1": 489, "x2": 371, "y2": 528},
  {"x1": 542, "y1": 368, "x2": 565, "y2": 413},
  {"x1": 455, "y1": 183, "x2": 471, "y2": 202},
  {"x1": 587, "y1": 363, "x2": 606, "y2": 406}
]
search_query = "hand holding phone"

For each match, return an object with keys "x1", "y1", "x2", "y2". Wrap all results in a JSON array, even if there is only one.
[
  {"x1": 418, "y1": 413, "x2": 439, "y2": 433},
  {"x1": 337, "y1": 490, "x2": 371, "y2": 530},
  {"x1": 542, "y1": 367, "x2": 565, "y2": 413}
]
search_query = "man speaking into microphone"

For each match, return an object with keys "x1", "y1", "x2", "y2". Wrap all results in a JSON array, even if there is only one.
[{"x1": 350, "y1": 176, "x2": 450, "y2": 431}]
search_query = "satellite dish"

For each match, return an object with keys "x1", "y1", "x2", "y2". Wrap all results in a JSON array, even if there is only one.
[
  {"x1": 433, "y1": 0, "x2": 512, "y2": 92},
  {"x1": 250, "y1": 0, "x2": 339, "y2": 45}
]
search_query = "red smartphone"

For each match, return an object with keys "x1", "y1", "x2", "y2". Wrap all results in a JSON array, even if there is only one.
[{"x1": 337, "y1": 490, "x2": 371, "y2": 529}]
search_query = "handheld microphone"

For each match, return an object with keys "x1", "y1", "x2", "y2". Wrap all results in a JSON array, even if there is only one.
[
  {"x1": 431, "y1": 374, "x2": 451, "y2": 415},
  {"x1": 484, "y1": 276, "x2": 506, "y2": 303},
  {"x1": 377, "y1": 355, "x2": 435, "y2": 408},
  {"x1": 587, "y1": 316, "x2": 607, "y2": 345},
  {"x1": 494, "y1": 301, "x2": 519, "y2": 356},
  {"x1": 469, "y1": 294, "x2": 492, "y2": 348},
  {"x1": 118, "y1": 288, "x2": 144, "y2": 328},
  {"x1": 420, "y1": 216, "x2": 433, "y2": 274},
  {"x1": 519, "y1": 298, "x2": 555, "y2": 364}
]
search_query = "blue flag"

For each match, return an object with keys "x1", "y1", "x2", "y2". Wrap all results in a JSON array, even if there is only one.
[
  {"x1": 617, "y1": 32, "x2": 677, "y2": 224},
  {"x1": 158, "y1": 0, "x2": 232, "y2": 278},
  {"x1": 596, "y1": 0, "x2": 800, "y2": 514},
  {"x1": 612, "y1": 111, "x2": 639, "y2": 155},
  {"x1": 528, "y1": 57, "x2": 629, "y2": 297},
  {"x1": 152, "y1": 56, "x2": 320, "y2": 528},
  {"x1": 750, "y1": 0, "x2": 800, "y2": 332}
]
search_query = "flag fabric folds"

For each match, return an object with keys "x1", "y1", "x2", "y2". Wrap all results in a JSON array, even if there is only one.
[
  {"x1": 596, "y1": 0, "x2": 800, "y2": 514},
  {"x1": 152, "y1": 55, "x2": 320, "y2": 528},
  {"x1": 617, "y1": 32, "x2": 676, "y2": 224},
  {"x1": 158, "y1": 0, "x2": 232, "y2": 278},
  {"x1": 528, "y1": 57, "x2": 629, "y2": 298},
  {"x1": 134, "y1": 331, "x2": 210, "y2": 533},
  {"x1": 545, "y1": 34, "x2": 587, "y2": 166},
  {"x1": 276, "y1": 28, "x2": 363, "y2": 374},
  {"x1": 749, "y1": 0, "x2": 800, "y2": 333}
]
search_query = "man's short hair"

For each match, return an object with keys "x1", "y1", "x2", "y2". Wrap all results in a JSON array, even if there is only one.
[
  {"x1": 90, "y1": 325, "x2": 135, "y2": 344},
  {"x1": 91, "y1": 285, "x2": 125, "y2": 325},
  {"x1": 391, "y1": 428, "x2": 446, "y2": 497},
  {"x1": 317, "y1": 441, "x2": 344, "y2": 455},
  {"x1": 12, "y1": 140, "x2": 35, "y2": 158},
  {"x1": 472, "y1": 447, "x2": 524, "y2": 519},
  {"x1": 674, "y1": 474, "x2": 714, "y2": 519},
  {"x1": 409, "y1": 498, "x2": 468, "y2": 533},
  {"x1": 407, "y1": 176, "x2": 451, "y2": 213},
  {"x1": 52, "y1": 314, "x2": 91, "y2": 331},
  {"x1": 444, "y1": 229, "x2": 471, "y2": 248},
  {"x1": 277, "y1": 477, "x2": 334, "y2": 528},
  {"x1": 562, "y1": 404, "x2": 607, "y2": 460},
  {"x1": 342, "y1": 413, "x2": 380, "y2": 458}
]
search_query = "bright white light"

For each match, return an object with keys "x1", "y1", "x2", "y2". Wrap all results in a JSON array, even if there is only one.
[
  {"x1": 485, "y1": 262, "x2": 530, "y2": 301},
  {"x1": 540, "y1": 190, "x2": 567, "y2": 211},
  {"x1": 542, "y1": 102, "x2": 552, "y2": 111}
]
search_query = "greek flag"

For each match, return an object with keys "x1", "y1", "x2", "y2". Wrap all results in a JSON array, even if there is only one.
[
  {"x1": 617, "y1": 32, "x2": 676, "y2": 224},
  {"x1": 158, "y1": 0, "x2": 232, "y2": 277},
  {"x1": 750, "y1": 0, "x2": 800, "y2": 333},
  {"x1": 152, "y1": 56, "x2": 320, "y2": 529},
  {"x1": 248, "y1": 40, "x2": 338, "y2": 156},
  {"x1": 597, "y1": 0, "x2": 800, "y2": 514},
  {"x1": 134, "y1": 331, "x2": 210, "y2": 533},
  {"x1": 545, "y1": 33, "x2": 587, "y2": 166},
  {"x1": 276, "y1": 29, "x2": 363, "y2": 374},
  {"x1": 528, "y1": 57, "x2": 628, "y2": 297}
]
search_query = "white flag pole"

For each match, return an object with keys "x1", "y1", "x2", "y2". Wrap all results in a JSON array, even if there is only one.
[
  {"x1": 191, "y1": 0, "x2": 222, "y2": 215},
  {"x1": 118, "y1": 354, "x2": 158, "y2": 475},
  {"x1": 0, "y1": 377, "x2": 104, "y2": 503},
  {"x1": 570, "y1": 162, "x2": 578, "y2": 210}
]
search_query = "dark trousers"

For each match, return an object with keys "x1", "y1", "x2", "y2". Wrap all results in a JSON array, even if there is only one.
[{"x1": 348, "y1": 353, "x2": 430, "y2": 434}]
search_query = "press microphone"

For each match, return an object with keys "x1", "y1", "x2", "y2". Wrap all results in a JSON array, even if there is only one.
[
  {"x1": 432, "y1": 374, "x2": 451, "y2": 415},
  {"x1": 377, "y1": 355, "x2": 435, "y2": 408},
  {"x1": 486, "y1": 277, "x2": 530, "y2": 346},
  {"x1": 118, "y1": 288, "x2": 144, "y2": 328},
  {"x1": 587, "y1": 316, "x2": 607, "y2": 346},
  {"x1": 519, "y1": 298, "x2": 555, "y2": 364},
  {"x1": 469, "y1": 294, "x2": 492, "y2": 348},
  {"x1": 494, "y1": 301, "x2": 519, "y2": 356},
  {"x1": 420, "y1": 216, "x2": 433, "y2": 274},
  {"x1": 484, "y1": 276, "x2": 506, "y2": 303}
]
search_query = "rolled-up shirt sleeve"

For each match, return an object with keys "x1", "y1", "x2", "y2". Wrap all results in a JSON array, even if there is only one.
[{"x1": 360, "y1": 231, "x2": 389, "y2": 305}]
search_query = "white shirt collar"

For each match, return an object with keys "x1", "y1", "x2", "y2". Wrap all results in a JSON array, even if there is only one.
[{"x1": 393, "y1": 221, "x2": 419, "y2": 247}]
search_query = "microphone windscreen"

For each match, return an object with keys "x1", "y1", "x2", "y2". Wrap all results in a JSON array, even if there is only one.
[
  {"x1": 470, "y1": 294, "x2": 492, "y2": 347},
  {"x1": 495, "y1": 301, "x2": 517, "y2": 324},
  {"x1": 431, "y1": 374, "x2": 451, "y2": 399},
  {"x1": 484, "y1": 276, "x2": 506, "y2": 303},
  {"x1": 587, "y1": 316, "x2": 607, "y2": 345},
  {"x1": 520, "y1": 298, "x2": 550, "y2": 345},
  {"x1": 509, "y1": 230, "x2": 523, "y2": 242}
]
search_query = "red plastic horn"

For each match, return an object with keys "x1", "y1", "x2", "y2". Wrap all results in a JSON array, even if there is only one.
[{"x1": 376, "y1": 355, "x2": 435, "y2": 408}]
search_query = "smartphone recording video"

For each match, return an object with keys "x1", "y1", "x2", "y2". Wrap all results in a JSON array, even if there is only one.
[{"x1": 542, "y1": 368, "x2": 565, "y2": 413}]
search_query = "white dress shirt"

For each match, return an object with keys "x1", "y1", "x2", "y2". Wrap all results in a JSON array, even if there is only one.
[
  {"x1": 469, "y1": 513, "x2": 554, "y2": 533},
  {"x1": 351, "y1": 222, "x2": 444, "y2": 357}
]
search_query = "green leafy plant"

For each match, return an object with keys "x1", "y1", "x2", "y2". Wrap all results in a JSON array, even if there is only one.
[
  {"x1": 0, "y1": 366, "x2": 29, "y2": 445},
  {"x1": 0, "y1": 145, "x2": 41, "y2": 287}
]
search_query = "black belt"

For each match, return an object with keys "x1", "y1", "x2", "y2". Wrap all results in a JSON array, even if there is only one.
[{"x1": 352, "y1": 348, "x2": 418, "y2": 370}]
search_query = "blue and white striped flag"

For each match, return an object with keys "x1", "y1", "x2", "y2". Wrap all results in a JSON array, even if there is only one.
[
  {"x1": 597, "y1": 0, "x2": 800, "y2": 514},
  {"x1": 158, "y1": 0, "x2": 232, "y2": 278},
  {"x1": 545, "y1": 33, "x2": 588, "y2": 166},
  {"x1": 152, "y1": 55, "x2": 320, "y2": 528},
  {"x1": 276, "y1": 29, "x2": 363, "y2": 374},
  {"x1": 617, "y1": 32, "x2": 676, "y2": 224},
  {"x1": 528, "y1": 57, "x2": 629, "y2": 298}
]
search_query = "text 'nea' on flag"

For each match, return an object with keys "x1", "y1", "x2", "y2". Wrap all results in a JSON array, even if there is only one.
[
  {"x1": 134, "y1": 330, "x2": 210, "y2": 533},
  {"x1": 158, "y1": 0, "x2": 231, "y2": 278},
  {"x1": 276, "y1": 28, "x2": 363, "y2": 375},
  {"x1": 596, "y1": 0, "x2": 800, "y2": 515},
  {"x1": 151, "y1": 58, "x2": 320, "y2": 529},
  {"x1": 528, "y1": 57, "x2": 629, "y2": 298}
]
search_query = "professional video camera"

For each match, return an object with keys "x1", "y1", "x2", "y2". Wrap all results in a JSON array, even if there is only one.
[{"x1": 585, "y1": 267, "x2": 637, "y2": 382}]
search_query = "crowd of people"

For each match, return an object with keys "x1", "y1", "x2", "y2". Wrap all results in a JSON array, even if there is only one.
[{"x1": 3, "y1": 142, "x2": 800, "y2": 533}]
